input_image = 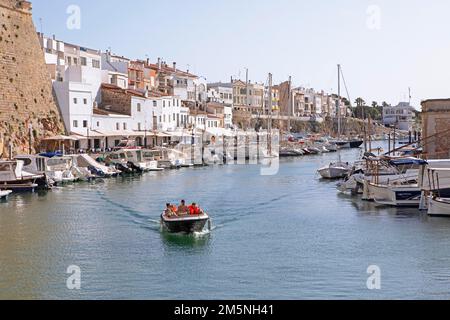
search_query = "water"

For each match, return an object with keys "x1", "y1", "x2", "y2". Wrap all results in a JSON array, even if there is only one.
[{"x1": 2, "y1": 143, "x2": 450, "y2": 300}]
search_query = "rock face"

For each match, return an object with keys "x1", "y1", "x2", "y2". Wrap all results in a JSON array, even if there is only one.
[{"x1": 0, "y1": 0, "x2": 64, "y2": 157}]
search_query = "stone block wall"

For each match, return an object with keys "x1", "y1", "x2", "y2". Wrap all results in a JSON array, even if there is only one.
[{"x1": 0, "y1": 0, "x2": 64, "y2": 157}]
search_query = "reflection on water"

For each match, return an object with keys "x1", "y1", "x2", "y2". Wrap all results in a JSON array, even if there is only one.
[{"x1": 1, "y1": 141, "x2": 450, "y2": 299}]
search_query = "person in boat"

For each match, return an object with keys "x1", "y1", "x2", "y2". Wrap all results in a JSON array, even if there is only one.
[
  {"x1": 165, "y1": 203, "x2": 177, "y2": 217},
  {"x1": 189, "y1": 203, "x2": 202, "y2": 215},
  {"x1": 177, "y1": 200, "x2": 189, "y2": 216}
]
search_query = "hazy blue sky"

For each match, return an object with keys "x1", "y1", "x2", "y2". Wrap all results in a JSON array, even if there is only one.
[{"x1": 32, "y1": 0, "x2": 450, "y2": 108}]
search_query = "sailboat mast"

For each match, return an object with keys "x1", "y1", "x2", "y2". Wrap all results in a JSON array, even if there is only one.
[
  {"x1": 268, "y1": 73, "x2": 273, "y2": 154},
  {"x1": 287, "y1": 76, "x2": 292, "y2": 134},
  {"x1": 337, "y1": 64, "x2": 341, "y2": 138}
]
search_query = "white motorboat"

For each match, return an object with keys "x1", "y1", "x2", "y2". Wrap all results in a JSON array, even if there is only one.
[
  {"x1": 0, "y1": 190, "x2": 12, "y2": 200},
  {"x1": 74, "y1": 154, "x2": 120, "y2": 177},
  {"x1": 0, "y1": 160, "x2": 39, "y2": 192},
  {"x1": 45, "y1": 156, "x2": 77, "y2": 184},
  {"x1": 318, "y1": 162, "x2": 351, "y2": 179},
  {"x1": 428, "y1": 197, "x2": 450, "y2": 217},
  {"x1": 369, "y1": 182, "x2": 422, "y2": 207}
]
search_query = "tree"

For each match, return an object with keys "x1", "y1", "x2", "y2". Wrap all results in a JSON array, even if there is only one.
[{"x1": 355, "y1": 97, "x2": 366, "y2": 107}]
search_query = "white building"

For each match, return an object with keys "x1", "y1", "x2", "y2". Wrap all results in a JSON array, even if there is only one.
[
  {"x1": 383, "y1": 102, "x2": 416, "y2": 131},
  {"x1": 207, "y1": 83, "x2": 233, "y2": 105},
  {"x1": 101, "y1": 51, "x2": 129, "y2": 89}
]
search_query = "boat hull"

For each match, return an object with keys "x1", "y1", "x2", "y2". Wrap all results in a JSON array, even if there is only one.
[
  {"x1": 161, "y1": 214, "x2": 210, "y2": 234},
  {"x1": 0, "y1": 190, "x2": 12, "y2": 200},
  {"x1": 370, "y1": 183, "x2": 422, "y2": 207},
  {"x1": 318, "y1": 167, "x2": 349, "y2": 179},
  {"x1": 428, "y1": 197, "x2": 450, "y2": 217}
]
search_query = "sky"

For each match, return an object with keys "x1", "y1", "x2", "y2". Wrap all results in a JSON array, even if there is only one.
[{"x1": 32, "y1": 0, "x2": 450, "y2": 109}]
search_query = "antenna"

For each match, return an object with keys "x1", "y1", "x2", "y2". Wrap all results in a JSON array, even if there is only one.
[{"x1": 39, "y1": 17, "x2": 43, "y2": 34}]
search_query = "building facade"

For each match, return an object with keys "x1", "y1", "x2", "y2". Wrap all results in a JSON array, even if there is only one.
[{"x1": 383, "y1": 102, "x2": 416, "y2": 131}]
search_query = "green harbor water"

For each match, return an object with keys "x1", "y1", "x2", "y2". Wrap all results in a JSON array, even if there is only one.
[{"x1": 1, "y1": 143, "x2": 450, "y2": 299}]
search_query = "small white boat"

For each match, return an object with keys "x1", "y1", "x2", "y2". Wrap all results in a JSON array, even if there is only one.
[
  {"x1": 428, "y1": 197, "x2": 450, "y2": 217},
  {"x1": 0, "y1": 190, "x2": 12, "y2": 200},
  {"x1": 369, "y1": 182, "x2": 422, "y2": 207},
  {"x1": 318, "y1": 162, "x2": 351, "y2": 179}
]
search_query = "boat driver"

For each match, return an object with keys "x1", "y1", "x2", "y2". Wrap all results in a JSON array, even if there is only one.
[{"x1": 177, "y1": 200, "x2": 189, "y2": 216}]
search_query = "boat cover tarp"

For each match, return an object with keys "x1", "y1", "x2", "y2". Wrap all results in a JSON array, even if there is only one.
[{"x1": 389, "y1": 158, "x2": 427, "y2": 166}]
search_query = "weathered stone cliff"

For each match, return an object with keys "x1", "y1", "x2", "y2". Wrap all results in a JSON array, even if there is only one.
[{"x1": 0, "y1": 0, "x2": 64, "y2": 157}]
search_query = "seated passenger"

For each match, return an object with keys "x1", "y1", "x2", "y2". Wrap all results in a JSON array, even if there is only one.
[
  {"x1": 165, "y1": 203, "x2": 177, "y2": 217},
  {"x1": 189, "y1": 203, "x2": 201, "y2": 215},
  {"x1": 177, "y1": 200, "x2": 189, "y2": 215}
]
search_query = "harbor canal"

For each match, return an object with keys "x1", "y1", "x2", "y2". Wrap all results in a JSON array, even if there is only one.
[{"x1": 1, "y1": 142, "x2": 450, "y2": 299}]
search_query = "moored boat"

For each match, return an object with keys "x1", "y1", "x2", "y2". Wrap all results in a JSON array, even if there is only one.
[
  {"x1": 0, "y1": 190, "x2": 12, "y2": 200},
  {"x1": 0, "y1": 160, "x2": 40, "y2": 192},
  {"x1": 428, "y1": 197, "x2": 450, "y2": 217},
  {"x1": 318, "y1": 162, "x2": 351, "y2": 179}
]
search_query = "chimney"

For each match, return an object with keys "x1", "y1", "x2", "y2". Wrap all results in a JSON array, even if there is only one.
[
  {"x1": 52, "y1": 34, "x2": 56, "y2": 40},
  {"x1": 157, "y1": 57, "x2": 161, "y2": 69},
  {"x1": 173, "y1": 62, "x2": 177, "y2": 71},
  {"x1": 146, "y1": 58, "x2": 150, "y2": 65}
]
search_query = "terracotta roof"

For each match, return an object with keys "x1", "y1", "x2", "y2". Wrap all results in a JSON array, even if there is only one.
[
  {"x1": 100, "y1": 83, "x2": 169, "y2": 98},
  {"x1": 149, "y1": 64, "x2": 198, "y2": 78},
  {"x1": 93, "y1": 108, "x2": 130, "y2": 116}
]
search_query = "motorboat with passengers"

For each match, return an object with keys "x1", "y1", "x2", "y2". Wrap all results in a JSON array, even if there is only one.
[{"x1": 161, "y1": 203, "x2": 210, "y2": 234}]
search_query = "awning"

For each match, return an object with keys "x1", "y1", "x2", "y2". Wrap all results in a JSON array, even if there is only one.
[{"x1": 43, "y1": 135, "x2": 78, "y2": 141}]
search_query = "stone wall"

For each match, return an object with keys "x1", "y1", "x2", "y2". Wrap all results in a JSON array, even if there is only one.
[
  {"x1": 100, "y1": 86, "x2": 132, "y2": 115},
  {"x1": 421, "y1": 99, "x2": 450, "y2": 159},
  {"x1": 0, "y1": 0, "x2": 64, "y2": 157}
]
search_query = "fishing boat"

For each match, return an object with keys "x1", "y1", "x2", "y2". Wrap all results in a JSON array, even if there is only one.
[
  {"x1": 0, "y1": 190, "x2": 12, "y2": 200},
  {"x1": 428, "y1": 197, "x2": 450, "y2": 217},
  {"x1": 14, "y1": 155, "x2": 54, "y2": 189},
  {"x1": 0, "y1": 160, "x2": 39, "y2": 192},
  {"x1": 318, "y1": 161, "x2": 351, "y2": 179},
  {"x1": 335, "y1": 139, "x2": 364, "y2": 149},
  {"x1": 161, "y1": 212, "x2": 210, "y2": 234}
]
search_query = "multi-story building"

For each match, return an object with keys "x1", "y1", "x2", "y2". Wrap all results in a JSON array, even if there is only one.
[
  {"x1": 153, "y1": 59, "x2": 205, "y2": 106},
  {"x1": 206, "y1": 102, "x2": 233, "y2": 129},
  {"x1": 383, "y1": 102, "x2": 416, "y2": 131},
  {"x1": 101, "y1": 51, "x2": 129, "y2": 89},
  {"x1": 232, "y1": 80, "x2": 264, "y2": 113},
  {"x1": 264, "y1": 85, "x2": 280, "y2": 114},
  {"x1": 207, "y1": 83, "x2": 233, "y2": 105}
]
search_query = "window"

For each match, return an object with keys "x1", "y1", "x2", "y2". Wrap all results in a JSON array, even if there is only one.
[
  {"x1": 67, "y1": 56, "x2": 72, "y2": 65},
  {"x1": 73, "y1": 98, "x2": 78, "y2": 104},
  {"x1": 123, "y1": 123, "x2": 127, "y2": 130},
  {"x1": 73, "y1": 120, "x2": 78, "y2": 128},
  {"x1": 92, "y1": 59, "x2": 100, "y2": 68},
  {"x1": 173, "y1": 113, "x2": 175, "y2": 121},
  {"x1": 138, "y1": 123, "x2": 142, "y2": 131},
  {"x1": 137, "y1": 103, "x2": 141, "y2": 112},
  {"x1": 163, "y1": 101, "x2": 166, "y2": 108},
  {"x1": 74, "y1": 57, "x2": 78, "y2": 65},
  {"x1": 153, "y1": 101, "x2": 157, "y2": 107},
  {"x1": 83, "y1": 98, "x2": 87, "y2": 105},
  {"x1": 116, "y1": 123, "x2": 120, "y2": 130},
  {"x1": 83, "y1": 120, "x2": 88, "y2": 128},
  {"x1": 96, "y1": 121, "x2": 100, "y2": 127},
  {"x1": 80, "y1": 57, "x2": 87, "y2": 66}
]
